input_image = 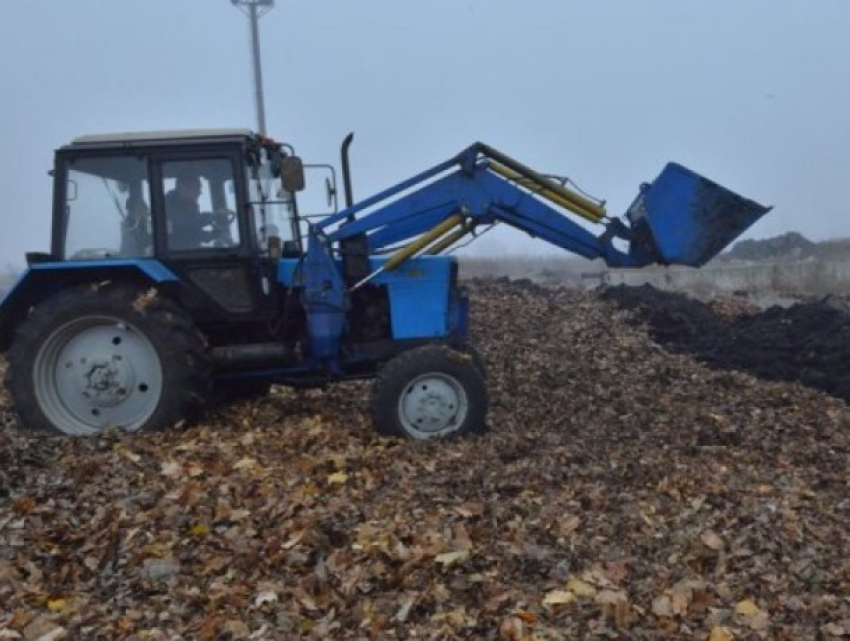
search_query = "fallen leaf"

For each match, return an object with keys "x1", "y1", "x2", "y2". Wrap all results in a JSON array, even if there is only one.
[
  {"x1": 735, "y1": 599, "x2": 761, "y2": 616},
  {"x1": 232, "y1": 457, "x2": 257, "y2": 471},
  {"x1": 822, "y1": 622, "x2": 849, "y2": 637},
  {"x1": 454, "y1": 502, "x2": 485, "y2": 518},
  {"x1": 116, "y1": 447, "x2": 141, "y2": 463},
  {"x1": 596, "y1": 589, "x2": 627, "y2": 606},
  {"x1": 708, "y1": 626, "x2": 734, "y2": 641},
  {"x1": 512, "y1": 611, "x2": 538, "y2": 624},
  {"x1": 394, "y1": 597, "x2": 415, "y2": 623},
  {"x1": 559, "y1": 515, "x2": 582, "y2": 536},
  {"x1": 651, "y1": 595, "x2": 674, "y2": 618},
  {"x1": 254, "y1": 591, "x2": 278, "y2": 607},
  {"x1": 327, "y1": 471, "x2": 349, "y2": 485},
  {"x1": 701, "y1": 530, "x2": 725, "y2": 551},
  {"x1": 566, "y1": 577, "x2": 597, "y2": 598},
  {"x1": 435, "y1": 550, "x2": 469, "y2": 568},
  {"x1": 542, "y1": 590, "x2": 575, "y2": 607},
  {"x1": 11, "y1": 496, "x2": 36, "y2": 515},
  {"x1": 748, "y1": 611, "x2": 770, "y2": 632},
  {"x1": 46, "y1": 598, "x2": 66, "y2": 613},
  {"x1": 160, "y1": 460, "x2": 182, "y2": 477},
  {"x1": 222, "y1": 619, "x2": 250, "y2": 638}
]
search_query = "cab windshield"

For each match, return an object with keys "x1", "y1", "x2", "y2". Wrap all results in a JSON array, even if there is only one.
[{"x1": 246, "y1": 146, "x2": 301, "y2": 255}]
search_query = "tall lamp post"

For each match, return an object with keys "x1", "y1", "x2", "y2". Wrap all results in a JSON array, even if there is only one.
[{"x1": 231, "y1": 0, "x2": 274, "y2": 134}]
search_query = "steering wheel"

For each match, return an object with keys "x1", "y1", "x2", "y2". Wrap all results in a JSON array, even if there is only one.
[
  {"x1": 215, "y1": 208, "x2": 237, "y2": 225},
  {"x1": 209, "y1": 209, "x2": 237, "y2": 247}
]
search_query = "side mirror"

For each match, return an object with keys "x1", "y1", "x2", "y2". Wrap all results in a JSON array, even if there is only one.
[{"x1": 281, "y1": 156, "x2": 306, "y2": 193}]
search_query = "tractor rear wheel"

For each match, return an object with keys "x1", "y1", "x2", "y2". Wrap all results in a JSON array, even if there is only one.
[
  {"x1": 370, "y1": 344, "x2": 488, "y2": 440},
  {"x1": 6, "y1": 285, "x2": 210, "y2": 435}
]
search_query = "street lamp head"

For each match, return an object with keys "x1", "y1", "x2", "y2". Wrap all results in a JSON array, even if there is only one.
[{"x1": 231, "y1": 0, "x2": 274, "y2": 6}]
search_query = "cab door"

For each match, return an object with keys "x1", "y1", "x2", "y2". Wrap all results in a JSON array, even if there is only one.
[{"x1": 150, "y1": 151, "x2": 269, "y2": 321}]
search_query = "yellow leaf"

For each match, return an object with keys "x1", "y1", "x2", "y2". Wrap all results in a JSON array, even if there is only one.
[
  {"x1": 327, "y1": 471, "x2": 349, "y2": 485},
  {"x1": 47, "y1": 598, "x2": 67, "y2": 612},
  {"x1": 543, "y1": 589, "x2": 575, "y2": 607},
  {"x1": 708, "y1": 626, "x2": 734, "y2": 641},
  {"x1": 435, "y1": 549, "x2": 469, "y2": 567},
  {"x1": 232, "y1": 457, "x2": 257, "y2": 471},
  {"x1": 566, "y1": 577, "x2": 597, "y2": 598},
  {"x1": 190, "y1": 524, "x2": 209, "y2": 536},
  {"x1": 736, "y1": 599, "x2": 760, "y2": 616}
]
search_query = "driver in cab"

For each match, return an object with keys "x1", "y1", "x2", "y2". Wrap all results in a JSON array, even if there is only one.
[{"x1": 165, "y1": 173, "x2": 231, "y2": 250}]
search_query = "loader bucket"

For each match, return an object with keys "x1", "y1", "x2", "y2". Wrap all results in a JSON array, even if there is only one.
[{"x1": 627, "y1": 163, "x2": 771, "y2": 267}]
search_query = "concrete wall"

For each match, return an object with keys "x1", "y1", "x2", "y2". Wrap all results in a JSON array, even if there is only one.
[{"x1": 605, "y1": 259, "x2": 850, "y2": 297}]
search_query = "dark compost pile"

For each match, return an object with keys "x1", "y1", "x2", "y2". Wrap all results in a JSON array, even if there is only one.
[{"x1": 602, "y1": 285, "x2": 850, "y2": 404}]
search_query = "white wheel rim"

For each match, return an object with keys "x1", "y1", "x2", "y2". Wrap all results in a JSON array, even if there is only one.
[
  {"x1": 34, "y1": 316, "x2": 163, "y2": 435},
  {"x1": 398, "y1": 372, "x2": 468, "y2": 439}
]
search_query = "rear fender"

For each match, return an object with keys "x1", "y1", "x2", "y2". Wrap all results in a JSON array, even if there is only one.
[{"x1": 0, "y1": 259, "x2": 178, "y2": 351}]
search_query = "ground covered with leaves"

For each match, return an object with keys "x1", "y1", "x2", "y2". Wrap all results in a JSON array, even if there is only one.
[{"x1": 1, "y1": 282, "x2": 849, "y2": 640}]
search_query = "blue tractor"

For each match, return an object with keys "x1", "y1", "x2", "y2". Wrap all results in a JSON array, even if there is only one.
[{"x1": 0, "y1": 130, "x2": 770, "y2": 438}]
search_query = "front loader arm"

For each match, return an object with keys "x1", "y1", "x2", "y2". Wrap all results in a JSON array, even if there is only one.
[
  {"x1": 316, "y1": 143, "x2": 646, "y2": 270},
  {"x1": 300, "y1": 142, "x2": 768, "y2": 369},
  {"x1": 311, "y1": 141, "x2": 769, "y2": 285}
]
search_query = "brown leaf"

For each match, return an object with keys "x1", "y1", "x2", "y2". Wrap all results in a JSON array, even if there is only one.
[
  {"x1": 701, "y1": 530, "x2": 725, "y2": 551},
  {"x1": 651, "y1": 595, "x2": 674, "y2": 618}
]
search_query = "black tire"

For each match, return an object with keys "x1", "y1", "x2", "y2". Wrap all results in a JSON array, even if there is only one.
[
  {"x1": 370, "y1": 344, "x2": 489, "y2": 440},
  {"x1": 5, "y1": 285, "x2": 210, "y2": 435},
  {"x1": 450, "y1": 341, "x2": 488, "y2": 379}
]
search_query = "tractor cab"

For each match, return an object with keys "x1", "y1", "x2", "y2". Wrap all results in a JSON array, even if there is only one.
[
  {"x1": 50, "y1": 129, "x2": 304, "y2": 264},
  {"x1": 42, "y1": 130, "x2": 307, "y2": 322}
]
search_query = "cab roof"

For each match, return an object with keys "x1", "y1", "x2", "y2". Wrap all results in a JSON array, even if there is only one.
[{"x1": 65, "y1": 129, "x2": 256, "y2": 150}]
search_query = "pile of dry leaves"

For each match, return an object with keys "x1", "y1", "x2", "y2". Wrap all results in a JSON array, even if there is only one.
[{"x1": 1, "y1": 282, "x2": 849, "y2": 640}]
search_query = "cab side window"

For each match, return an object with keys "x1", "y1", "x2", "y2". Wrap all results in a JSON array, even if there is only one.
[
  {"x1": 161, "y1": 159, "x2": 240, "y2": 251},
  {"x1": 63, "y1": 156, "x2": 151, "y2": 260}
]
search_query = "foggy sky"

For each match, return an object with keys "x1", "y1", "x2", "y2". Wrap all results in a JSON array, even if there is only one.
[{"x1": 1, "y1": 0, "x2": 848, "y2": 264}]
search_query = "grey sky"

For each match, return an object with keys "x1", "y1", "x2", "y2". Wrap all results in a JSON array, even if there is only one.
[{"x1": 1, "y1": 1, "x2": 848, "y2": 262}]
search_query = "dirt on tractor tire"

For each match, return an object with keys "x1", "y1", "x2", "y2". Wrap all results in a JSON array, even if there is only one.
[{"x1": 601, "y1": 284, "x2": 850, "y2": 404}]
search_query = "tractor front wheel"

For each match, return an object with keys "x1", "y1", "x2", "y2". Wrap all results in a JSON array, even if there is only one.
[
  {"x1": 370, "y1": 345, "x2": 488, "y2": 440},
  {"x1": 6, "y1": 285, "x2": 210, "y2": 435}
]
